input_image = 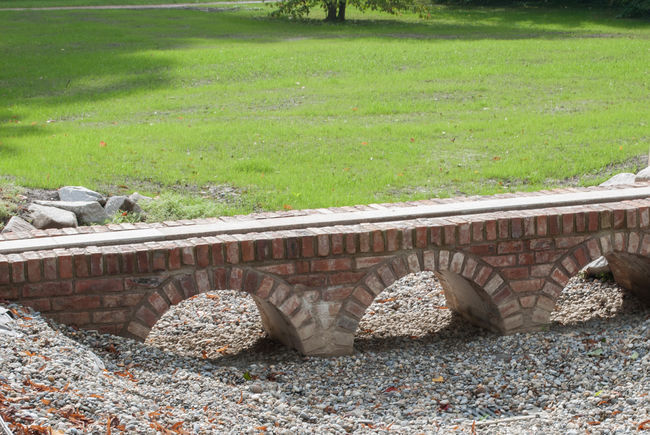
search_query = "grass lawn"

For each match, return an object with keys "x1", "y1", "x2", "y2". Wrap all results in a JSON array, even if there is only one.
[
  {"x1": 0, "y1": 5, "x2": 648, "y2": 218},
  {"x1": 0, "y1": 0, "x2": 241, "y2": 8}
]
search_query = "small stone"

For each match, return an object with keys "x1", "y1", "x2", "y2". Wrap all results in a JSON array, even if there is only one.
[
  {"x1": 58, "y1": 186, "x2": 106, "y2": 205},
  {"x1": 1, "y1": 216, "x2": 36, "y2": 234},
  {"x1": 28, "y1": 203, "x2": 77, "y2": 229},
  {"x1": 129, "y1": 192, "x2": 153, "y2": 203},
  {"x1": 582, "y1": 256, "x2": 610, "y2": 278},
  {"x1": 104, "y1": 196, "x2": 142, "y2": 217}
]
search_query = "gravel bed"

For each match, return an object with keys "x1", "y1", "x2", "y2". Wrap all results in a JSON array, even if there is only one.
[{"x1": 1, "y1": 273, "x2": 649, "y2": 434}]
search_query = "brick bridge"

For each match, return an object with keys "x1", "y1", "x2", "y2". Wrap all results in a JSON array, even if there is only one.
[{"x1": 1, "y1": 185, "x2": 649, "y2": 356}]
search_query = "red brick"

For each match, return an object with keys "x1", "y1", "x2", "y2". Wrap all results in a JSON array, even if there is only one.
[
  {"x1": 168, "y1": 246, "x2": 181, "y2": 270},
  {"x1": 493, "y1": 286, "x2": 512, "y2": 304},
  {"x1": 423, "y1": 250, "x2": 436, "y2": 271},
  {"x1": 498, "y1": 300, "x2": 520, "y2": 318},
  {"x1": 430, "y1": 226, "x2": 442, "y2": 246},
  {"x1": 529, "y1": 239, "x2": 552, "y2": 250},
  {"x1": 89, "y1": 251, "x2": 103, "y2": 276},
  {"x1": 551, "y1": 268, "x2": 569, "y2": 286},
  {"x1": 462, "y1": 257, "x2": 478, "y2": 279},
  {"x1": 314, "y1": 233, "x2": 329, "y2": 257},
  {"x1": 163, "y1": 282, "x2": 184, "y2": 305},
  {"x1": 531, "y1": 264, "x2": 553, "y2": 277},
  {"x1": 359, "y1": 231, "x2": 370, "y2": 252},
  {"x1": 52, "y1": 295, "x2": 100, "y2": 311},
  {"x1": 213, "y1": 268, "x2": 228, "y2": 290},
  {"x1": 498, "y1": 219, "x2": 509, "y2": 239},
  {"x1": 484, "y1": 255, "x2": 516, "y2": 267},
  {"x1": 148, "y1": 292, "x2": 169, "y2": 314},
  {"x1": 600, "y1": 235, "x2": 612, "y2": 255},
  {"x1": 195, "y1": 270, "x2": 211, "y2": 292},
  {"x1": 272, "y1": 237, "x2": 285, "y2": 259},
  {"x1": 401, "y1": 228, "x2": 413, "y2": 250},
  {"x1": 523, "y1": 215, "x2": 536, "y2": 237},
  {"x1": 345, "y1": 233, "x2": 357, "y2": 254},
  {"x1": 626, "y1": 209, "x2": 638, "y2": 228},
  {"x1": 259, "y1": 263, "x2": 296, "y2": 275},
  {"x1": 548, "y1": 214, "x2": 560, "y2": 235},
  {"x1": 534, "y1": 250, "x2": 563, "y2": 263},
  {"x1": 449, "y1": 252, "x2": 464, "y2": 274},
  {"x1": 438, "y1": 250, "x2": 450, "y2": 270},
  {"x1": 613, "y1": 232, "x2": 626, "y2": 252},
  {"x1": 600, "y1": 209, "x2": 612, "y2": 229},
  {"x1": 74, "y1": 254, "x2": 89, "y2": 278},
  {"x1": 377, "y1": 264, "x2": 396, "y2": 286},
  {"x1": 286, "y1": 274, "x2": 327, "y2": 287},
  {"x1": 211, "y1": 241, "x2": 225, "y2": 264},
  {"x1": 176, "y1": 274, "x2": 197, "y2": 298},
  {"x1": 280, "y1": 295, "x2": 300, "y2": 316},
  {"x1": 518, "y1": 253, "x2": 534, "y2": 265},
  {"x1": 25, "y1": 298, "x2": 51, "y2": 313},
  {"x1": 587, "y1": 210, "x2": 599, "y2": 232},
  {"x1": 573, "y1": 246, "x2": 589, "y2": 267},
  {"x1": 26, "y1": 256, "x2": 41, "y2": 283},
  {"x1": 75, "y1": 278, "x2": 124, "y2": 294},
  {"x1": 555, "y1": 236, "x2": 586, "y2": 249},
  {"x1": 92, "y1": 309, "x2": 130, "y2": 324},
  {"x1": 574, "y1": 211, "x2": 586, "y2": 233},
  {"x1": 510, "y1": 279, "x2": 544, "y2": 293},
  {"x1": 586, "y1": 239, "x2": 601, "y2": 260},
  {"x1": 640, "y1": 205, "x2": 650, "y2": 227},
  {"x1": 386, "y1": 228, "x2": 399, "y2": 251},
  {"x1": 102, "y1": 293, "x2": 143, "y2": 308},
  {"x1": 152, "y1": 250, "x2": 166, "y2": 272},
  {"x1": 228, "y1": 268, "x2": 243, "y2": 291},
  {"x1": 471, "y1": 221, "x2": 484, "y2": 242},
  {"x1": 323, "y1": 286, "x2": 353, "y2": 301},
  {"x1": 612, "y1": 209, "x2": 625, "y2": 229},
  {"x1": 468, "y1": 244, "x2": 496, "y2": 256},
  {"x1": 352, "y1": 286, "x2": 374, "y2": 306},
  {"x1": 458, "y1": 223, "x2": 471, "y2": 245},
  {"x1": 226, "y1": 240, "x2": 240, "y2": 264},
  {"x1": 628, "y1": 232, "x2": 640, "y2": 254},
  {"x1": 243, "y1": 272, "x2": 259, "y2": 293},
  {"x1": 255, "y1": 238, "x2": 271, "y2": 261},
  {"x1": 58, "y1": 252, "x2": 73, "y2": 279},
  {"x1": 501, "y1": 267, "x2": 529, "y2": 280},
  {"x1": 195, "y1": 241, "x2": 211, "y2": 267},
  {"x1": 364, "y1": 273, "x2": 384, "y2": 295},
  {"x1": 255, "y1": 276, "x2": 275, "y2": 299},
  {"x1": 562, "y1": 213, "x2": 574, "y2": 234},
  {"x1": 498, "y1": 241, "x2": 524, "y2": 254},
  {"x1": 23, "y1": 281, "x2": 74, "y2": 298},
  {"x1": 331, "y1": 233, "x2": 344, "y2": 255},
  {"x1": 0, "y1": 258, "x2": 9, "y2": 284},
  {"x1": 443, "y1": 224, "x2": 456, "y2": 245},
  {"x1": 406, "y1": 253, "x2": 421, "y2": 273},
  {"x1": 372, "y1": 230, "x2": 385, "y2": 253},
  {"x1": 240, "y1": 240, "x2": 255, "y2": 262},
  {"x1": 561, "y1": 257, "x2": 579, "y2": 275},
  {"x1": 136, "y1": 305, "x2": 158, "y2": 327},
  {"x1": 344, "y1": 300, "x2": 366, "y2": 319},
  {"x1": 391, "y1": 256, "x2": 409, "y2": 278},
  {"x1": 301, "y1": 235, "x2": 316, "y2": 258},
  {"x1": 640, "y1": 234, "x2": 650, "y2": 256},
  {"x1": 536, "y1": 215, "x2": 548, "y2": 236},
  {"x1": 269, "y1": 284, "x2": 289, "y2": 306},
  {"x1": 312, "y1": 258, "x2": 353, "y2": 272},
  {"x1": 511, "y1": 218, "x2": 523, "y2": 239},
  {"x1": 136, "y1": 248, "x2": 150, "y2": 273},
  {"x1": 329, "y1": 271, "x2": 366, "y2": 285},
  {"x1": 485, "y1": 220, "x2": 497, "y2": 241},
  {"x1": 484, "y1": 274, "x2": 504, "y2": 295}
]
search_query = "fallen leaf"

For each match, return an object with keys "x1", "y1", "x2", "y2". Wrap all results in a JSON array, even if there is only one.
[
  {"x1": 492, "y1": 156, "x2": 501, "y2": 161},
  {"x1": 587, "y1": 421, "x2": 601, "y2": 425},
  {"x1": 639, "y1": 419, "x2": 650, "y2": 430},
  {"x1": 283, "y1": 204, "x2": 292, "y2": 210},
  {"x1": 432, "y1": 376, "x2": 444, "y2": 383},
  {"x1": 99, "y1": 141, "x2": 107, "y2": 147}
]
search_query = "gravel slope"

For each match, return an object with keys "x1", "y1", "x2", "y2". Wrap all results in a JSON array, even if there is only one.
[{"x1": 1, "y1": 273, "x2": 649, "y2": 434}]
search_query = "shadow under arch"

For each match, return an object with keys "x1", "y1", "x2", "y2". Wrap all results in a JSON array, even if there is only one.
[
  {"x1": 547, "y1": 230, "x2": 650, "y2": 313},
  {"x1": 335, "y1": 248, "x2": 515, "y2": 353},
  {"x1": 122, "y1": 266, "x2": 315, "y2": 354}
]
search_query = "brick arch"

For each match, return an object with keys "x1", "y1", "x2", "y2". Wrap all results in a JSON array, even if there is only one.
[
  {"x1": 123, "y1": 266, "x2": 315, "y2": 354},
  {"x1": 332, "y1": 249, "x2": 516, "y2": 352}
]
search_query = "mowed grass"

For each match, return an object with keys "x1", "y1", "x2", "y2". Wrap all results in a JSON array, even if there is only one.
[
  {"x1": 0, "y1": 0, "x2": 237, "y2": 8},
  {"x1": 0, "y1": 6, "x2": 648, "y2": 215}
]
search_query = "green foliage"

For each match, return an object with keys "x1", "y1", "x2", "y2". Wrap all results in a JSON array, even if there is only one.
[
  {"x1": 138, "y1": 193, "x2": 233, "y2": 222},
  {"x1": 0, "y1": 181, "x2": 22, "y2": 226}
]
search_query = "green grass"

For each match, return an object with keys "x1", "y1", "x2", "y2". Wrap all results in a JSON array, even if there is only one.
[
  {"x1": 0, "y1": 0, "x2": 241, "y2": 8},
  {"x1": 0, "y1": 5, "x2": 648, "y2": 217}
]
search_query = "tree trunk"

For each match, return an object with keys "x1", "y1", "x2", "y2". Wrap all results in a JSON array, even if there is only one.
[
  {"x1": 325, "y1": 1, "x2": 337, "y2": 21},
  {"x1": 336, "y1": 0, "x2": 346, "y2": 21}
]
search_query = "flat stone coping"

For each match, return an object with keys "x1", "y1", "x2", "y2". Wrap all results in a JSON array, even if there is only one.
[{"x1": 1, "y1": 185, "x2": 649, "y2": 255}]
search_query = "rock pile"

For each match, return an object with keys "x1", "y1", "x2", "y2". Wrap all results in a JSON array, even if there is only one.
[{"x1": 1, "y1": 186, "x2": 149, "y2": 234}]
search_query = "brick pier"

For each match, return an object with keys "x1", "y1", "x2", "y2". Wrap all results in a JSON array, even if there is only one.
[{"x1": 1, "y1": 185, "x2": 649, "y2": 356}]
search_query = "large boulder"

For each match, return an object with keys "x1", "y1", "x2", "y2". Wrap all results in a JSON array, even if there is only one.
[
  {"x1": 28, "y1": 204, "x2": 78, "y2": 229},
  {"x1": 1, "y1": 216, "x2": 37, "y2": 234},
  {"x1": 58, "y1": 186, "x2": 106, "y2": 205},
  {"x1": 599, "y1": 173, "x2": 636, "y2": 186},
  {"x1": 635, "y1": 166, "x2": 650, "y2": 183},
  {"x1": 35, "y1": 200, "x2": 108, "y2": 225},
  {"x1": 104, "y1": 196, "x2": 142, "y2": 217}
]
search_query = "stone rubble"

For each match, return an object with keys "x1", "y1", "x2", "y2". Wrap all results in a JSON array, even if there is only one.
[
  {"x1": 27, "y1": 203, "x2": 77, "y2": 229},
  {"x1": 1, "y1": 273, "x2": 648, "y2": 433},
  {"x1": 0, "y1": 216, "x2": 36, "y2": 234},
  {"x1": 34, "y1": 200, "x2": 109, "y2": 225}
]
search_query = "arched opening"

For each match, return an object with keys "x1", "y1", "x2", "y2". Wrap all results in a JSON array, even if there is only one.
[
  {"x1": 355, "y1": 271, "x2": 483, "y2": 351},
  {"x1": 147, "y1": 289, "x2": 271, "y2": 359}
]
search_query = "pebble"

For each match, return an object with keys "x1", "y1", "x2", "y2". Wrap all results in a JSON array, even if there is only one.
[{"x1": 1, "y1": 273, "x2": 649, "y2": 433}]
